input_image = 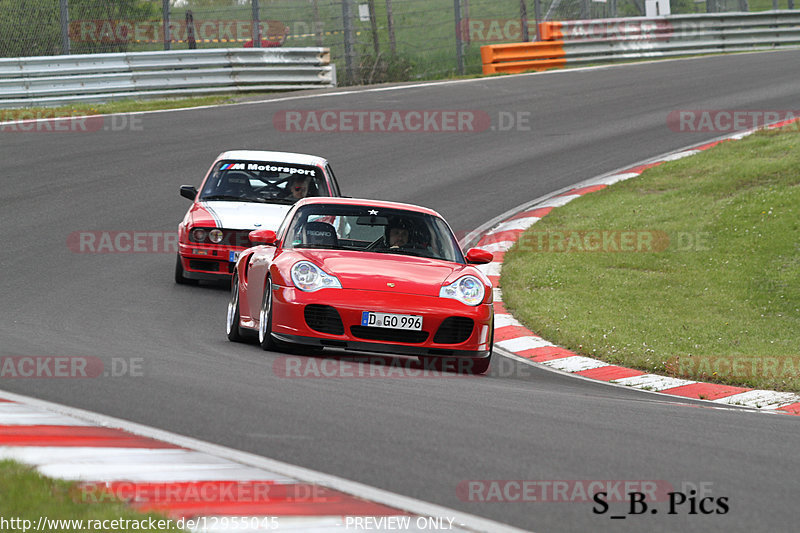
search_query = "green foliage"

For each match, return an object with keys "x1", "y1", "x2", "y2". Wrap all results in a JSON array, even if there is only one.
[
  {"x1": 0, "y1": 460, "x2": 183, "y2": 532},
  {"x1": 0, "y1": 0, "x2": 61, "y2": 57},
  {"x1": 501, "y1": 126, "x2": 800, "y2": 392},
  {"x1": 0, "y1": 0, "x2": 158, "y2": 58}
]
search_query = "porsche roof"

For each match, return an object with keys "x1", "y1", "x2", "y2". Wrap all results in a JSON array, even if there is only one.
[
  {"x1": 294, "y1": 197, "x2": 442, "y2": 218},
  {"x1": 215, "y1": 150, "x2": 329, "y2": 167}
]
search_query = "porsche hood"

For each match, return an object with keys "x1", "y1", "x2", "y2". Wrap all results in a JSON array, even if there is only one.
[{"x1": 297, "y1": 251, "x2": 474, "y2": 297}]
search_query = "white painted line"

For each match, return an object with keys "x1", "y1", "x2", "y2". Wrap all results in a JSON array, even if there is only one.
[
  {"x1": 0, "y1": 447, "x2": 287, "y2": 481},
  {"x1": 496, "y1": 336, "x2": 553, "y2": 352},
  {"x1": 0, "y1": 404, "x2": 94, "y2": 426},
  {"x1": 475, "y1": 262, "x2": 501, "y2": 277},
  {"x1": 493, "y1": 288, "x2": 503, "y2": 302},
  {"x1": 494, "y1": 314, "x2": 523, "y2": 329},
  {"x1": 613, "y1": 374, "x2": 696, "y2": 392},
  {"x1": 541, "y1": 356, "x2": 610, "y2": 373},
  {"x1": 712, "y1": 390, "x2": 800, "y2": 410},
  {"x1": 0, "y1": 389, "x2": 529, "y2": 533},
  {"x1": 657, "y1": 150, "x2": 700, "y2": 162},
  {"x1": 536, "y1": 195, "x2": 581, "y2": 208},
  {"x1": 477, "y1": 240, "x2": 515, "y2": 253},
  {"x1": 0, "y1": 447, "x2": 189, "y2": 463},
  {"x1": 489, "y1": 217, "x2": 540, "y2": 234},
  {"x1": 592, "y1": 172, "x2": 641, "y2": 186},
  {"x1": 494, "y1": 345, "x2": 760, "y2": 415},
  {"x1": 38, "y1": 462, "x2": 294, "y2": 483}
]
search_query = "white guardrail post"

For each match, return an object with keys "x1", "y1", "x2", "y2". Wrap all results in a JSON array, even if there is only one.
[{"x1": 0, "y1": 48, "x2": 336, "y2": 108}]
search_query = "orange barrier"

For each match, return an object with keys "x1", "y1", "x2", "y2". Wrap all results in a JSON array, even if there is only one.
[
  {"x1": 480, "y1": 41, "x2": 566, "y2": 74},
  {"x1": 538, "y1": 22, "x2": 563, "y2": 41}
]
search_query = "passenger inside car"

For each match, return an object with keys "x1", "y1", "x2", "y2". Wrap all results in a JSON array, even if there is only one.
[{"x1": 221, "y1": 173, "x2": 253, "y2": 198}]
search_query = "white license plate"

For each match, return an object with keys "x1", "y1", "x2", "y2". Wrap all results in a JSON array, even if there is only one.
[
  {"x1": 229, "y1": 250, "x2": 241, "y2": 262},
  {"x1": 361, "y1": 311, "x2": 422, "y2": 331}
]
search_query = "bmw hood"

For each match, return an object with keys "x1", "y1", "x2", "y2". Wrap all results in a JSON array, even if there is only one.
[{"x1": 201, "y1": 201, "x2": 292, "y2": 231}]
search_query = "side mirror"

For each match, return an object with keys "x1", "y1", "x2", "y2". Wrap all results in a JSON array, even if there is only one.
[
  {"x1": 249, "y1": 229, "x2": 277, "y2": 245},
  {"x1": 465, "y1": 248, "x2": 493, "y2": 265},
  {"x1": 180, "y1": 185, "x2": 198, "y2": 200}
]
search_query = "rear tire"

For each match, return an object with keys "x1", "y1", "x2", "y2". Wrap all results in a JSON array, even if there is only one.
[
  {"x1": 258, "y1": 277, "x2": 278, "y2": 351},
  {"x1": 226, "y1": 274, "x2": 244, "y2": 342},
  {"x1": 174, "y1": 254, "x2": 198, "y2": 285}
]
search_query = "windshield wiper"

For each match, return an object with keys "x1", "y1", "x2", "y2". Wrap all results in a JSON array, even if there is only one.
[
  {"x1": 294, "y1": 244, "x2": 341, "y2": 250},
  {"x1": 372, "y1": 248, "x2": 429, "y2": 258},
  {"x1": 202, "y1": 195, "x2": 286, "y2": 204},
  {"x1": 201, "y1": 194, "x2": 245, "y2": 201}
]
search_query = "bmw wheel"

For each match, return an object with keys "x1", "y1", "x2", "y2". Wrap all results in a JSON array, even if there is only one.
[{"x1": 174, "y1": 254, "x2": 198, "y2": 285}]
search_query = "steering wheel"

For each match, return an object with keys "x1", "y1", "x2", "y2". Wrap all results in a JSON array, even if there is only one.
[
  {"x1": 252, "y1": 181, "x2": 286, "y2": 199},
  {"x1": 365, "y1": 236, "x2": 387, "y2": 251}
]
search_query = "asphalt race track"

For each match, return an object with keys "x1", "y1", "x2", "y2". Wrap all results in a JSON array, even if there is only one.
[{"x1": 2, "y1": 50, "x2": 800, "y2": 532}]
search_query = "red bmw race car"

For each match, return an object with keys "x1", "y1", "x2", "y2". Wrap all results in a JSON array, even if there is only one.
[
  {"x1": 226, "y1": 198, "x2": 495, "y2": 373},
  {"x1": 176, "y1": 150, "x2": 341, "y2": 284}
]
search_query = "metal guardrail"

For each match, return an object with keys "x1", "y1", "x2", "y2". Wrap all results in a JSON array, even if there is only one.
[
  {"x1": 0, "y1": 48, "x2": 336, "y2": 108},
  {"x1": 481, "y1": 11, "x2": 800, "y2": 75}
]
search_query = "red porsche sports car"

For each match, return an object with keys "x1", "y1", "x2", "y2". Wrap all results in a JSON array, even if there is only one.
[
  {"x1": 226, "y1": 198, "x2": 495, "y2": 373},
  {"x1": 176, "y1": 150, "x2": 341, "y2": 284}
]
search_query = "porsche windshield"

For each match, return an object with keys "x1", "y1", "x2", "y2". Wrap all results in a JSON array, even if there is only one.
[
  {"x1": 284, "y1": 204, "x2": 464, "y2": 263},
  {"x1": 200, "y1": 161, "x2": 328, "y2": 204}
]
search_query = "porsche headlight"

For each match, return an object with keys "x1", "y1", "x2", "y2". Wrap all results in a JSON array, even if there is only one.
[
  {"x1": 439, "y1": 276, "x2": 485, "y2": 306},
  {"x1": 291, "y1": 261, "x2": 342, "y2": 292},
  {"x1": 209, "y1": 229, "x2": 224, "y2": 243}
]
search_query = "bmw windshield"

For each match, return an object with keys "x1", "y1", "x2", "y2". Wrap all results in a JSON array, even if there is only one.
[{"x1": 200, "y1": 161, "x2": 329, "y2": 204}]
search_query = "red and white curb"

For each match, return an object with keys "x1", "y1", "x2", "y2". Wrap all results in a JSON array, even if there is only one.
[
  {"x1": 470, "y1": 120, "x2": 800, "y2": 417},
  {"x1": 0, "y1": 390, "x2": 527, "y2": 532}
]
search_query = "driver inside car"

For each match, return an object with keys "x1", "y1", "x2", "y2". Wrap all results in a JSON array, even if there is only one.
[
  {"x1": 287, "y1": 175, "x2": 314, "y2": 200},
  {"x1": 386, "y1": 218, "x2": 414, "y2": 249}
]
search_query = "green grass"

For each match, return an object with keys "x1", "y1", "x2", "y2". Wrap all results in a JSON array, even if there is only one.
[
  {"x1": 0, "y1": 93, "x2": 280, "y2": 118},
  {"x1": 500, "y1": 126, "x2": 800, "y2": 392},
  {"x1": 0, "y1": 460, "x2": 183, "y2": 532}
]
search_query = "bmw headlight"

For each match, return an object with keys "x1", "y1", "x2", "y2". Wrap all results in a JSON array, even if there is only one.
[
  {"x1": 291, "y1": 261, "x2": 342, "y2": 292},
  {"x1": 440, "y1": 276, "x2": 485, "y2": 306},
  {"x1": 209, "y1": 229, "x2": 224, "y2": 244}
]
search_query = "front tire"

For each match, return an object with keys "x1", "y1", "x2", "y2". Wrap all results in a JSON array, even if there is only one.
[
  {"x1": 258, "y1": 277, "x2": 278, "y2": 351},
  {"x1": 467, "y1": 329, "x2": 494, "y2": 375},
  {"x1": 174, "y1": 254, "x2": 198, "y2": 285},
  {"x1": 226, "y1": 274, "x2": 244, "y2": 342}
]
